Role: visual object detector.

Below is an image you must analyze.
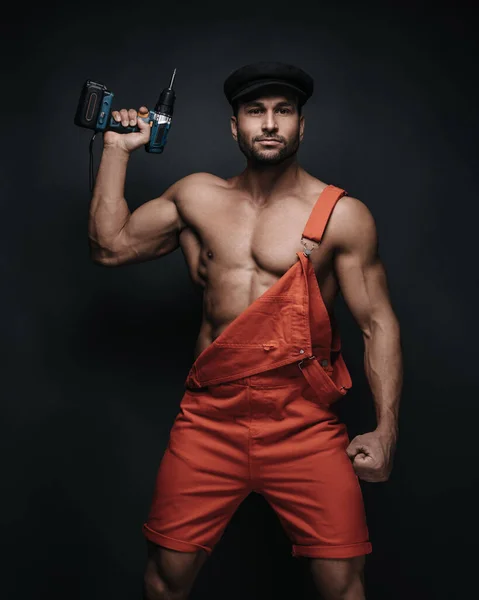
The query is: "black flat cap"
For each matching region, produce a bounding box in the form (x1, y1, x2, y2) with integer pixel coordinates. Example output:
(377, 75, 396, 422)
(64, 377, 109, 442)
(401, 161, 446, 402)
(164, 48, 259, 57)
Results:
(224, 61, 314, 106)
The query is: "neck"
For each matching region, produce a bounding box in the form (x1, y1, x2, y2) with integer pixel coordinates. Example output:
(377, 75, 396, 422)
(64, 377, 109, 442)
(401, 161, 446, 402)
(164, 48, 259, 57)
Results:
(237, 156, 303, 206)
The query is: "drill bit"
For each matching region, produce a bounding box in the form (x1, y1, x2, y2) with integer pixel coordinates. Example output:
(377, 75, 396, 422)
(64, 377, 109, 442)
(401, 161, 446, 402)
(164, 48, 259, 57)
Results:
(169, 68, 177, 90)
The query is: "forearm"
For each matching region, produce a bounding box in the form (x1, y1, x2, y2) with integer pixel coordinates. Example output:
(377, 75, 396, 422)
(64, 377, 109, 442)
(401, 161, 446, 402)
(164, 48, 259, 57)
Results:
(88, 145, 131, 262)
(363, 317, 403, 439)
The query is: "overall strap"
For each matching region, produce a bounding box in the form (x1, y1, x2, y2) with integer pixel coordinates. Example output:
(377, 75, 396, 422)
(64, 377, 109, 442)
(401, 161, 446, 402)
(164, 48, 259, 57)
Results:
(301, 184, 347, 253)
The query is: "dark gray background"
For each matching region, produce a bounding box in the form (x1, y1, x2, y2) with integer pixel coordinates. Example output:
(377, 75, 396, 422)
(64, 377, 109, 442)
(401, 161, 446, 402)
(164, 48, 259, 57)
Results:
(3, 1, 478, 598)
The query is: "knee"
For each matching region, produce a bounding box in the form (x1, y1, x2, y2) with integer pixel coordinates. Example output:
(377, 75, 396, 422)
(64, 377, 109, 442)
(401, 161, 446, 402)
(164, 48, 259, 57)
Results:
(336, 557, 365, 599)
(311, 555, 365, 600)
(335, 571, 364, 600)
(142, 541, 207, 600)
(143, 569, 166, 600)
(143, 569, 186, 600)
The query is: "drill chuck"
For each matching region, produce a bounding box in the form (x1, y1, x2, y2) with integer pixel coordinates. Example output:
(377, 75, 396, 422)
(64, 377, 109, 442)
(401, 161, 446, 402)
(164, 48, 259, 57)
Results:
(155, 68, 177, 116)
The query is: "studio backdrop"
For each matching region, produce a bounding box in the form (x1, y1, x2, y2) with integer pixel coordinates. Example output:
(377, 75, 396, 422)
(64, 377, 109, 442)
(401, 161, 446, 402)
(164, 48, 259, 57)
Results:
(2, 3, 478, 599)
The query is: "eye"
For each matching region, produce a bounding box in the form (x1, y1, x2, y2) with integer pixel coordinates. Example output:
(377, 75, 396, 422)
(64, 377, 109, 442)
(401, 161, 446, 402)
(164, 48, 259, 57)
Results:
(277, 107, 292, 114)
(248, 108, 262, 115)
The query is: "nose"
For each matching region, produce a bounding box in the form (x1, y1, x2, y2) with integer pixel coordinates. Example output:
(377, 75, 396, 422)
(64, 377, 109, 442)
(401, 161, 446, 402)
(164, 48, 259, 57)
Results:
(261, 109, 278, 133)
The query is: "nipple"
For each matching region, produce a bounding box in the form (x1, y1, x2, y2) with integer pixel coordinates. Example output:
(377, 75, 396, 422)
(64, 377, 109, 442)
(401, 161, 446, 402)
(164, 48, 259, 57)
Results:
(207, 250, 213, 259)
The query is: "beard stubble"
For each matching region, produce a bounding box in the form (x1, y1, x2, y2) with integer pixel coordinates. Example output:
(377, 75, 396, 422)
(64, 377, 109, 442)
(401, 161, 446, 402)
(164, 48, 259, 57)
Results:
(237, 129, 300, 166)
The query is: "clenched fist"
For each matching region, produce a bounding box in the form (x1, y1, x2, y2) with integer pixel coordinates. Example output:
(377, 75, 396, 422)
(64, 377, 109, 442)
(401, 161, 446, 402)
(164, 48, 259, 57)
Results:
(103, 106, 151, 154)
(346, 429, 397, 482)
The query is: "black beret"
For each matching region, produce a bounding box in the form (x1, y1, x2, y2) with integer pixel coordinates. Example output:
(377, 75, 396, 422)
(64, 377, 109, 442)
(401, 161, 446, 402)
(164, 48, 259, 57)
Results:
(223, 61, 314, 107)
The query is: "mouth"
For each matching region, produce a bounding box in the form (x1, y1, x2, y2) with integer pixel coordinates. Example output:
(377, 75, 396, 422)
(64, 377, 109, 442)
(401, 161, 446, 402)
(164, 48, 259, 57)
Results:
(257, 139, 282, 145)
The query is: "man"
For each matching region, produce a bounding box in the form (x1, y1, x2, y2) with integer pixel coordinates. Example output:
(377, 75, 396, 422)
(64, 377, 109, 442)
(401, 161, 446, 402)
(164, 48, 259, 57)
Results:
(88, 62, 402, 600)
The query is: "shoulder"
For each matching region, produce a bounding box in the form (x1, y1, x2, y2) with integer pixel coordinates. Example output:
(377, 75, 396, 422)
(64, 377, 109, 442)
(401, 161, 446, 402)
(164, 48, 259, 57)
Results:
(332, 194, 376, 226)
(173, 172, 228, 197)
(168, 172, 231, 225)
(328, 194, 378, 251)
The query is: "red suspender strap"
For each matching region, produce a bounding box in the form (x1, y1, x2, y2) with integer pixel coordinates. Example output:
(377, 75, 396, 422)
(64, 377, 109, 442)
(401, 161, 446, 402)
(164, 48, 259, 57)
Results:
(301, 184, 347, 245)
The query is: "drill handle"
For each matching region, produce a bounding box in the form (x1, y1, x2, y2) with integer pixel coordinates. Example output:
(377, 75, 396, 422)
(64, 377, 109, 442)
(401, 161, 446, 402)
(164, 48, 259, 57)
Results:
(106, 114, 150, 134)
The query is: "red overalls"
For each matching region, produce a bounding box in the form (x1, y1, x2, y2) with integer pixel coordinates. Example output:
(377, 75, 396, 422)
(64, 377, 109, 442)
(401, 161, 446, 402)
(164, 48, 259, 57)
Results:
(142, 185, 372, 559)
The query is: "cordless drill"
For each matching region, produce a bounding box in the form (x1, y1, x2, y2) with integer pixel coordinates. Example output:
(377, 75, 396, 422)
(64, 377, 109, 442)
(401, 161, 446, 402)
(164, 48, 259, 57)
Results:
(74, 69, 177, 153)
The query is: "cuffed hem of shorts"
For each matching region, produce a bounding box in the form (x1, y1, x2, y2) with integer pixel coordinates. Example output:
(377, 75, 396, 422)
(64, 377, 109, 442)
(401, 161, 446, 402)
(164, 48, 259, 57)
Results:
(292, 541, 372, 559)
(142, 523, 213, 555)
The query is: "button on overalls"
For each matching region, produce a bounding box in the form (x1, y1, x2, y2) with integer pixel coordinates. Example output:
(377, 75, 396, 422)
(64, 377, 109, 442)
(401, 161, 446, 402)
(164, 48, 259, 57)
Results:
(142, 185, 372, 559)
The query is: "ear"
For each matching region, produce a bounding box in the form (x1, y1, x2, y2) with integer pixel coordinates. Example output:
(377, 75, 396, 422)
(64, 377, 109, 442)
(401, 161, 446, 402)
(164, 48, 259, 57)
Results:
(230, 115, 238, 142)
(299, 115, 305, 142)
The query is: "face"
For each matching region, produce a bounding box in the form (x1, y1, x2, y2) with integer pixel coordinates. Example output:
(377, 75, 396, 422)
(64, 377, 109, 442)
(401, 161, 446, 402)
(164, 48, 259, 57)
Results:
(230, 90, 305, 166)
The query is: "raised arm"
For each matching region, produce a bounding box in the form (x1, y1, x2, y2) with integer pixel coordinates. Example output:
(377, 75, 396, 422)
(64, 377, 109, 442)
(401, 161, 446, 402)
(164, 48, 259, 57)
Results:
(89, 167, 184, 267)
(88, 104, 185, 267)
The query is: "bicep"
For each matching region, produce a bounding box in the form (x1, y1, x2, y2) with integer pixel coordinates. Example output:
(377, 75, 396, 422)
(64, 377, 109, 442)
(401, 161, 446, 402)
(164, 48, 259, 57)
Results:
(114, 183, 183, 265)
(332, 198, 396, 336)
(113, 172, 216, 265)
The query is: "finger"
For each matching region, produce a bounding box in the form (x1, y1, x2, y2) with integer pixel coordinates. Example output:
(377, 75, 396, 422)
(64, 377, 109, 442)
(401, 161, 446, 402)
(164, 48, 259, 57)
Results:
(138, 105, 149, 117)
(354, 453, 371, 462)
(353, 452, 371, 466)
(111, 110, 121, 122)
(119, 108, 129, 127)
(137, 115, 150, 132)
(128, 108, 137, 126)
(346, 449, 355, 460)
(352, 465, 371, 480)
(347, 438, 364, 451)
(346, 445, 365, 459)
(346, 447, 359, 460)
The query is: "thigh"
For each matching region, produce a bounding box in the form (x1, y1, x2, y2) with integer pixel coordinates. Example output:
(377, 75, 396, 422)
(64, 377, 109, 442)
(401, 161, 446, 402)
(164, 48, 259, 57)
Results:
(144, 540, 209, 598)
(258, 411, 371, 558)
(143, 387, 252, 554)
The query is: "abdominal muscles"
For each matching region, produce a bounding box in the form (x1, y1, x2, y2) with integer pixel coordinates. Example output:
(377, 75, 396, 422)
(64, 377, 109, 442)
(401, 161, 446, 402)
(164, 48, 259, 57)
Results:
(193, 254, 287, 357)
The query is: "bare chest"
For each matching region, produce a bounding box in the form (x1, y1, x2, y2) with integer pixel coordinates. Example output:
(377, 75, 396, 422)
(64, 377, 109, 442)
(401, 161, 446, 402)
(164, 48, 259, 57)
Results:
(179, 194, 338, 305)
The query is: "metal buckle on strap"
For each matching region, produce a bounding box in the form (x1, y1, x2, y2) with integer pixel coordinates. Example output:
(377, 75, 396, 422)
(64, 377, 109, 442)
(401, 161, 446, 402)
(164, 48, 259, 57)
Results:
(298, 355, 316, 370)
(301, 236, 320, 257)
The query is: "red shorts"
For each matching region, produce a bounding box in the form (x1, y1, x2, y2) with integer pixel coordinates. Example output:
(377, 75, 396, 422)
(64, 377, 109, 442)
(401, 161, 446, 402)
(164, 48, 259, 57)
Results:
(142, 363, 372, 559)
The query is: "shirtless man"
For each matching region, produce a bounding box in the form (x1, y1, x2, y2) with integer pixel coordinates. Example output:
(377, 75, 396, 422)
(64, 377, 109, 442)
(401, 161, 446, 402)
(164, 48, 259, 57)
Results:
(88, 63, 402, 600)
